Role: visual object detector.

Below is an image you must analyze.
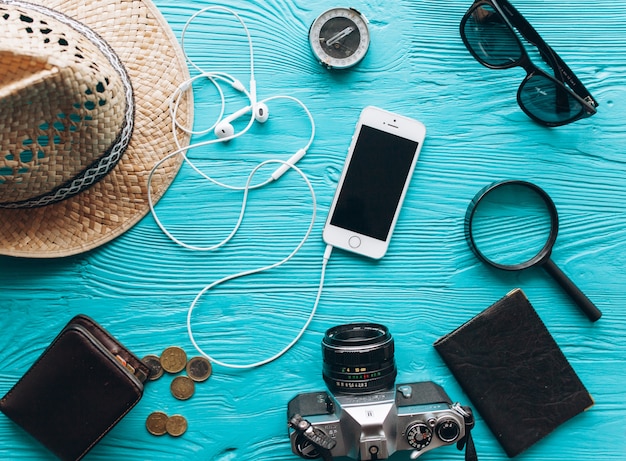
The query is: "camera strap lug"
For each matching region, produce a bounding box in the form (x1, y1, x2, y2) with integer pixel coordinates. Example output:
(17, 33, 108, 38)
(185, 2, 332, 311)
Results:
(452, 404, 478, 461)
(289, 414, 337, 461)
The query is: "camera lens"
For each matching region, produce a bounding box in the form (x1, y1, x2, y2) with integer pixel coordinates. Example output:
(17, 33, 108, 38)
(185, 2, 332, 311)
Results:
(321, 323, 397, 394)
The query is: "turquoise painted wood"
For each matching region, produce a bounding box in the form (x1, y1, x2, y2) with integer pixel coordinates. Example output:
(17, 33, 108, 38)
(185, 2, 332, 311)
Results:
(2, 0, 625, 460)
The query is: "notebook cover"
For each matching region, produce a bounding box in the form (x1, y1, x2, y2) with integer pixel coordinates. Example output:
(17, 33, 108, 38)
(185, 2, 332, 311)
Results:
(434, 288, 593, 457)
(0, 315, 148, 461)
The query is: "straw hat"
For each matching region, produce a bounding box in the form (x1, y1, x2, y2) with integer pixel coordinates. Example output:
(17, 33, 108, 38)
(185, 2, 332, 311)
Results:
(0, 0, 192, 257)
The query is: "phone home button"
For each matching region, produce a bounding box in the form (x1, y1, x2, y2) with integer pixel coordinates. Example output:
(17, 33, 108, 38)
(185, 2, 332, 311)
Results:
(349, 236, 361, 249)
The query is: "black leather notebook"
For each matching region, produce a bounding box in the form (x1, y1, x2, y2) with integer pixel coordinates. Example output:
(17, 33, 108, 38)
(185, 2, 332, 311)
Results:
(434, 288, 593, 457)
(0, 315, 149, 461)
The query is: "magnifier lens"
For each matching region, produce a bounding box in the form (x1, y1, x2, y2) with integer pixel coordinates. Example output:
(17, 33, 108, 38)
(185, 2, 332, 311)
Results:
(470, 183, 553, 267)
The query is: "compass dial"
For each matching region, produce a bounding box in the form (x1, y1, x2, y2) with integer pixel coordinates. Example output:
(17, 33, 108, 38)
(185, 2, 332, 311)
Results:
(309, 8, 370, 69)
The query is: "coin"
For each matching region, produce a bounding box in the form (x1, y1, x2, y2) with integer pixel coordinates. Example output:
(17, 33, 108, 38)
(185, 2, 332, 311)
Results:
(186, 356, 212, 382)
(171, 375, 195, 400)
(165, 414, 188, 437)
(141, 354, 164, 381)
(160, 346, 187, 374)
(146, 411, 169, 436)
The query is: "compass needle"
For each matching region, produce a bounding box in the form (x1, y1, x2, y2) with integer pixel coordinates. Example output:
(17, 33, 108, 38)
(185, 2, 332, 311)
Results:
(326, 26, 355, 47)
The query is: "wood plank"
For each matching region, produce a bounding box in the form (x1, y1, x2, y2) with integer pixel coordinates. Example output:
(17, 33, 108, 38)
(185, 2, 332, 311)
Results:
(1, 0, 625, 459)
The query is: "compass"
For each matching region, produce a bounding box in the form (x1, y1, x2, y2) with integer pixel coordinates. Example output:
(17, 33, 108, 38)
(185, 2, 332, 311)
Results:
(309, 7, 370, 70)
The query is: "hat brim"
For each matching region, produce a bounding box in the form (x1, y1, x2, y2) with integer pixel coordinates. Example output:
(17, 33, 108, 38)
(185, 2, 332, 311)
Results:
(0, 0, 192, 258)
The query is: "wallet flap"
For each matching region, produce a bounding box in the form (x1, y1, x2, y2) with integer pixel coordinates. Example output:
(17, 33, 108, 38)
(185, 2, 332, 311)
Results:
(1, 317, 145, 461)
(434, 289, 593, 457)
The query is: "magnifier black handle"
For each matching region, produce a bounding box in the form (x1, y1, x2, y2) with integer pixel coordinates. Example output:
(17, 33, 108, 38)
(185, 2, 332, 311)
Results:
(543, 259, 602, 322)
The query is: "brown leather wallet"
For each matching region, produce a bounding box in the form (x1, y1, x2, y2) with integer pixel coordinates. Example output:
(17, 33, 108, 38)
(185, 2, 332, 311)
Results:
(0, 314, 150, 461)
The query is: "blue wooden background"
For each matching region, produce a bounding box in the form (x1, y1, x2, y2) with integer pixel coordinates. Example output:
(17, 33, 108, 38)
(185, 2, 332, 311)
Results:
(1, 0, 625, 460)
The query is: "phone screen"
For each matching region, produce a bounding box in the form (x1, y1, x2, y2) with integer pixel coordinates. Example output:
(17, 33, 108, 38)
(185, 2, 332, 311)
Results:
(330, 125, 420, 241)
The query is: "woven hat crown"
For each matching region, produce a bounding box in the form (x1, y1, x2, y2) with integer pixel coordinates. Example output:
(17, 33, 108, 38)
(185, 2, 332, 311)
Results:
(0, 0, 192, 258)
(0, 3, 133, 208)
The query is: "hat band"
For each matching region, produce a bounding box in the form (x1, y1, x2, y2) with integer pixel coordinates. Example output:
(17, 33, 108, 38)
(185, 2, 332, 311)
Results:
(0, 0, 135, 209)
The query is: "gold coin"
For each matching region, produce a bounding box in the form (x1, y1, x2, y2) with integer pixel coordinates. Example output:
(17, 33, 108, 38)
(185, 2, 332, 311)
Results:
(141, 354, 163, 381)
(186, 356, 212, 382)
(165, 414, 188, 437)
(146, 411, 169, 436)
(160, 346, 187, 374)
(171, 375, 195, 400)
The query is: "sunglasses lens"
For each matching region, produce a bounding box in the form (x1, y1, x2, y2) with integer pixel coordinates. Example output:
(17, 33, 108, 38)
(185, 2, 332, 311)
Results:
(462, 4, 523, 67)
(519, 74, 585, 125)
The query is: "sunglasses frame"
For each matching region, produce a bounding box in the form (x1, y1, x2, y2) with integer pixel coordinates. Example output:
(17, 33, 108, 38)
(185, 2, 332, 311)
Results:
(460, 0, 598, 126)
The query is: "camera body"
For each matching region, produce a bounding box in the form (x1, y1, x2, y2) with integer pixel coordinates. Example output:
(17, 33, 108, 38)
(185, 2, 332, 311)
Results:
(287, 323, 474, 461)
(288, 381, 470, 460)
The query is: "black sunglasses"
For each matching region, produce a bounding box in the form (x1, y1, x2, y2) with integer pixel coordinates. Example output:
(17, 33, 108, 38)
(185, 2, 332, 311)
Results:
(460, 0, 598, 126)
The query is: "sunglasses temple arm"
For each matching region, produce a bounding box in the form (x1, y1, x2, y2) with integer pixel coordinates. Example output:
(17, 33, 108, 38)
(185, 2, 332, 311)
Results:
(495, 0, 560, 69)
(543, 44, 598, 110)
(542, 46, 573, 113)
(543, 258, 602, 322)
(497, 0, 598, 108)
(536, 42, 595, 111)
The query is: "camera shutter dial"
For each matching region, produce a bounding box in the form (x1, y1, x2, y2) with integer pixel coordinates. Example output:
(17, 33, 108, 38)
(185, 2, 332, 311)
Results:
(406, 422, 433, 450)
(436, 419, 462, 443)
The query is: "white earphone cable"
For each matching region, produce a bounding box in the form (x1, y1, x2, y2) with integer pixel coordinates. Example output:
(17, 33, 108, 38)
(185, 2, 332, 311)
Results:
(148, 6, 325, 368)
(181, 6, 256, 80)
(188, 244, 333, 369)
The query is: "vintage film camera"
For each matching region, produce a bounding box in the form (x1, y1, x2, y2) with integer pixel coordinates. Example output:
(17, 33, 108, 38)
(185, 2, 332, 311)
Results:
(287, 323, 476, 461)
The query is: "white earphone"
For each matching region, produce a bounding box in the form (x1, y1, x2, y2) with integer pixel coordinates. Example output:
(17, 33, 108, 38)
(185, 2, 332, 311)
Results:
(147, 6, 325, 370)
(214, 102, 270, 138)
(163, 6, 314, 183)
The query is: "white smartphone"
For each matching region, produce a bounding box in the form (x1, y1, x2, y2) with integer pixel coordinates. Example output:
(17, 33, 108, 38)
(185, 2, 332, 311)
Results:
(323, 106, 426, 259)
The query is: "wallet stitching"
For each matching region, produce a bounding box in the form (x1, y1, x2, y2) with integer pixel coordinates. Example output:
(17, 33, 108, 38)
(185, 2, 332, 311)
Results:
(71, 314, 151, 379)
(72, 323, 145, 388)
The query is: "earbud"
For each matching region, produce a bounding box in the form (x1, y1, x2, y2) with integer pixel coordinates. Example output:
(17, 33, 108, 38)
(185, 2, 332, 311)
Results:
(214, 120, 235, 138)
(214, 103, 270, 139)
(254, 102, 269, 123)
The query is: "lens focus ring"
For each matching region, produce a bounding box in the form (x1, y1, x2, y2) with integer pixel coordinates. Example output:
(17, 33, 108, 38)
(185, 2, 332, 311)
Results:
(322, 323, 396, 394)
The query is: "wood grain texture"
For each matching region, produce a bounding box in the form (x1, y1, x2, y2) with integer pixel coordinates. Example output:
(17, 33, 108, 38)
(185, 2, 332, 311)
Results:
(1, 0, 626, 460)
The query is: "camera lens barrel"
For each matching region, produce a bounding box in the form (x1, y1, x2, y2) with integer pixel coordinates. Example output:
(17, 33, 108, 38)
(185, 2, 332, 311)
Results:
(322, 323, 397, 394)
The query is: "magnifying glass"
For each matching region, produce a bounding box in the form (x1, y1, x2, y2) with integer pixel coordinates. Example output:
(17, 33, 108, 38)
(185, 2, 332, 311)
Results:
(465, 180, 602, 322)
